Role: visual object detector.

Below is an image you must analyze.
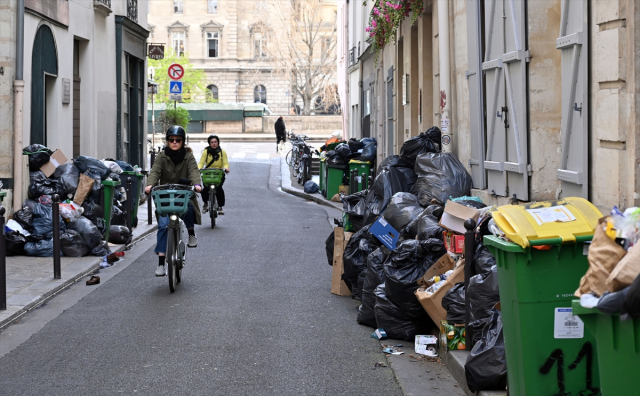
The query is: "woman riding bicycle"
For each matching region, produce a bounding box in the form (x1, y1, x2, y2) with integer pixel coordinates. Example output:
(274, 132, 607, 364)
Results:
(198, 134, 229, 214)
(145, 126, 203, 277)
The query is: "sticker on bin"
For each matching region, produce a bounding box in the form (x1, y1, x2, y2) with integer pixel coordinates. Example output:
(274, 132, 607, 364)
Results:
(554, 308, 584, 339)
(526, 205, 577, 226)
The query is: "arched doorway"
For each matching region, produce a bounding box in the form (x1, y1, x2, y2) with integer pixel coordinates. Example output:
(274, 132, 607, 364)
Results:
(31, 24, 58, 145)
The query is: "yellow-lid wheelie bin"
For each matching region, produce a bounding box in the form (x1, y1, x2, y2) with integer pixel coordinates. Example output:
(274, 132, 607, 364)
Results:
(484, 198, 603, 396)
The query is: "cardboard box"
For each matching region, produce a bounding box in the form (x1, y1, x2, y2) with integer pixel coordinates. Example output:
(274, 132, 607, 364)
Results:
(369, 216, 400, 250)
(40, 149, 69, 177)
(443, 231, 465, 254)
(331, 227, 352, 296)
(439, 200, 480, 235)
(415, 258, 465, 325)
(417, 253, 456, 287)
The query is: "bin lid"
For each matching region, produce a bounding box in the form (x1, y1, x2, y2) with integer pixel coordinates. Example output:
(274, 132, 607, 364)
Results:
(101, 180, 122, 187)
(492, 197, 602, 248)
(349, 159, 370, 165)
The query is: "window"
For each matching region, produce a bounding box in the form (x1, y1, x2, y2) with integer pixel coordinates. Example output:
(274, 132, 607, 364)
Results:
(172, 31, 185, 56)
(207, 0, 217, 13)
(254, 85, 267, 104)
(173, 0, 182, 13)
(254, 32, 266, 58)
(207, 85, 219, 102)
(207, 31, 219, 58)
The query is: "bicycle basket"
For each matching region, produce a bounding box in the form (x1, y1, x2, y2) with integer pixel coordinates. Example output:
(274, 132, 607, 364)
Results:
(200, 168, 224, 187)
(151, 187, 194, 216)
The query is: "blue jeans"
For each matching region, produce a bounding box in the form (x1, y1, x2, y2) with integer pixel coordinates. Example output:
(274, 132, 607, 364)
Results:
(155, 204, 196, 255)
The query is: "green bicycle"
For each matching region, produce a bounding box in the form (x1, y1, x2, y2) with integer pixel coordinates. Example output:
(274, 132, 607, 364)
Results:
(200, 168, 225, 228)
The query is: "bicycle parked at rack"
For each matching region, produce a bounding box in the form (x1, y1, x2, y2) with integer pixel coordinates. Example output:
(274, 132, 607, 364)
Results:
(150, 183, 195, 293)
(200, 167, 226, 228)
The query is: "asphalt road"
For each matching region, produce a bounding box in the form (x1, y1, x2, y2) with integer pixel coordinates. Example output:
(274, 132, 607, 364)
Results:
(0, 160, 403, 395)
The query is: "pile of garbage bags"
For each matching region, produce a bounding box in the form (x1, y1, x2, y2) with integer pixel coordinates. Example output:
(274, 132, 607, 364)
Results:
(323, 137, 377, 166)
(4, 146, 139, 257)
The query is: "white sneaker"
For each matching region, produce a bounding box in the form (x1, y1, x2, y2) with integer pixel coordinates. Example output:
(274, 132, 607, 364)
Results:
(188, 235, 198, 248)
(155, 264, 166, 276)
(202, 203, 208, 213)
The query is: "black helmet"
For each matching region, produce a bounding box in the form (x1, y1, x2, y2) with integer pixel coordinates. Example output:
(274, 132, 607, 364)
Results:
(166, 125, 186, 140)
(208, 134, 220, 144)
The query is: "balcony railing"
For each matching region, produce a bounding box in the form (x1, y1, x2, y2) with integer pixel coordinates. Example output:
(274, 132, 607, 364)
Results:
(95, 0, 111, 8)
(127, 0, 138, 22)
(349, 47, 355, 67)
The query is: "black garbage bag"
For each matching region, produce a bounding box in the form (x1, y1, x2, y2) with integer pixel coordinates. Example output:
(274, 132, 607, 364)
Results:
(109, 225, 132, 245)
(23, 144, 53, 172)
(60, 230, 91, 257)
(53, 163, 80, 197)
(467, 265, 500, 346)
(383, 192, 424, 231)
(624, 273, 640, 319)
(348, 138, 364, 153)
(424, 125, 442, 144)
(115, 160, 134, 172)
(360, 143, 377, 162)
(361, 137, 377, 147)
(83, 169, 103, 204)
(343, 225, 380, 299)
(325, 230, 335, 266)
(442, 282, 466, 324)
(424, 204, 445, 219)
(384, 239, 447, 319)
(411, 152, 473, 205)
(28, 172, 64, 199)
(304, 180, 319, 194)
(416, 215, 445, 241)
(369, 166, 417, 220)
(81, 201, 103, 222)
(335, 143, 351, 158)
(32, 203, 65, 238)
(111, 205, 127, 226)
(343, 190, 368, 217)
(6, 231, 28, 256)
(378, 155, 408, 173)
(473, 243, 497, 275)
(91, 241, 111, 257)
(374, 284, 432, 341)
(69, 217, 102, 248)
(22, 199, 39, 211)
(327, 156, 346, 166)
(400, 128, 441, 166)
(74, 156, 111, 179)
(110, 173, 121, 182)
(13, 207, 34, 232)
(465, 309, 507, 393)
(24, 238, 62, 257)
(597, 287, 630, 314)
(358, 246, 390, 327)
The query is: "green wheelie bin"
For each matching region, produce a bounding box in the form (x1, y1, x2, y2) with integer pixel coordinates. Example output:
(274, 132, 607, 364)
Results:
(319, 158, 326, 196)
(484, 198, 603, 396)
(348, 160, 371, 192)
(571, 300, 640, 395)
(101, 179, 121, 243)
(326, 164, 345, 200)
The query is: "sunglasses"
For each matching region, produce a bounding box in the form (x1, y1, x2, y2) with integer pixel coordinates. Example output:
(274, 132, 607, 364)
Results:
(168, 138, 183, 143)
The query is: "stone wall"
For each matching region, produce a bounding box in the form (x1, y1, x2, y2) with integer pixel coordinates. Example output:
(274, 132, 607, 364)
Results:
(204, 121, 244, 134)
(263, 116, 342, 136)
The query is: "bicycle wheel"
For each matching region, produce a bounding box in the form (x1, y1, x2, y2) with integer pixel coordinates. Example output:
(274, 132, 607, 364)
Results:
(167, 228, 178, 293)
(285, 150, 293, 166)
(210, 188, 216, 229)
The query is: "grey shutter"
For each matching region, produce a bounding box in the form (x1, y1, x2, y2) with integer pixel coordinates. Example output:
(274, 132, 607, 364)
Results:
(502, 0, 529, 201)
(482, 0, 507, 197)
(466, 0, 486, 189)
(556, 0, 588, 198)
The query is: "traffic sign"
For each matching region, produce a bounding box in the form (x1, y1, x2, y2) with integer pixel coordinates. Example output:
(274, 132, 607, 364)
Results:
(169, 81, 183, 94)
(168, 63, 185, 80)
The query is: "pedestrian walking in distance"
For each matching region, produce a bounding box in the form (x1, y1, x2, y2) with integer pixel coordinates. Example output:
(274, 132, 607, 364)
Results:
(275, 116, 286, 153)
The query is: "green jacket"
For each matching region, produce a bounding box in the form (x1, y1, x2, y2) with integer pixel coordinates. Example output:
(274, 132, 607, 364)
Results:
(146, 147, 203, 225)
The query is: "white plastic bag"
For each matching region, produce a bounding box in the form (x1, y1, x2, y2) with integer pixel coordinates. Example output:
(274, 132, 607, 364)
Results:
(59, 202, 84, 222)
(102, 160, 123, 175)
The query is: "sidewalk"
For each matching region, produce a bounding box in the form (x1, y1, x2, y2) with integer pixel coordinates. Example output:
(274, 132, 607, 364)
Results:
(0, 202, 158, 330)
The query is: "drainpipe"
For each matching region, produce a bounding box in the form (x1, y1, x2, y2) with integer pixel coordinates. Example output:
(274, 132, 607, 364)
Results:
(437, 0, 452, 153)
(13, 0, 25, 213)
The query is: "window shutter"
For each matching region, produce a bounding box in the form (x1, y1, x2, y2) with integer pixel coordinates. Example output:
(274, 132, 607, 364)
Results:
(482, 0, 507, 197)
(466, 0, 486, 189)
(556, 0, 588, 198)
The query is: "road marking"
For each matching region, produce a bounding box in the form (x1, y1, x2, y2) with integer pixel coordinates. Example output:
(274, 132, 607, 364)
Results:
(232, 152, 246, 159)
(256, 153, 270, 160)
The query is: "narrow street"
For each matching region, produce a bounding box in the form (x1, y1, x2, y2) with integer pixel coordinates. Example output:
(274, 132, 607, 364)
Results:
(0, 158, 404, 395)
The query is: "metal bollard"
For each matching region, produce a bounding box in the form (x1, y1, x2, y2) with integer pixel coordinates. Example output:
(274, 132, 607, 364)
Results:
(148, 149, 155, 225)
(362, 172, 367, 190)
(350, 169, 357, 195)
(126, 178, 133, 233)
(0, 206, 6, 310)
(52, 195, 61, 280)
(463, 218, 477, 351)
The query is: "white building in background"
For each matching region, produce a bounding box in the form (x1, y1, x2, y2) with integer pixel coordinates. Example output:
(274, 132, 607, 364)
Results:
(3, 0, 149, 213)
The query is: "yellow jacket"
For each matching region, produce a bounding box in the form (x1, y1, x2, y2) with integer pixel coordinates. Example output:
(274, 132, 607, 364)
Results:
(198, 149, 229, 170)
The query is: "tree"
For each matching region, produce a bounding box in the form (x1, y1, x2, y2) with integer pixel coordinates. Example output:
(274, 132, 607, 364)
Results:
(148, 50, 208, 104)
(244, 0, 338, 115)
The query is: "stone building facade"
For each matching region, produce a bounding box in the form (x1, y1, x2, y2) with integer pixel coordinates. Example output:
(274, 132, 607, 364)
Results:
(341, 0, 640, 212)
(148, 0, 337, 115)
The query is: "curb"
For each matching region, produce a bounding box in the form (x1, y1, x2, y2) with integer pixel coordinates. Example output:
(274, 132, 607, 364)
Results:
(280, 185, 342, 210)
(0, 224, 158, 330)
(441, 343, 508, 396)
